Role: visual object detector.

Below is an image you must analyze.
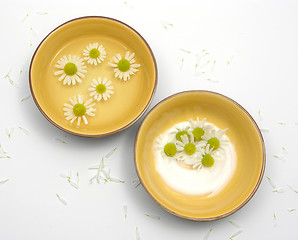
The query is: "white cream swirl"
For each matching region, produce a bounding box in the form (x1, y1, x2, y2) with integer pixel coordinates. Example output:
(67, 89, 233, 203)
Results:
(153, 120, 236, 197)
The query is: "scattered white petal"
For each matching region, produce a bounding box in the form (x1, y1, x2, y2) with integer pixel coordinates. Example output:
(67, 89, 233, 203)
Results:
(288, 185, 298, 194)
(89, 156, 123, 184)
(0, 179, 9, 184)
(18, 127, 30, 135)
(179, 48, 191, 54)
(21, 94, 31, 102)
(133, 179, 141, 188)
(200, 60, 210, 69)
(273, 187, 286, 193)
(4, 70, 18, 87)
(210, 60, 216, 72)
(229, 230, 243, 240)
(21, 13, 29, 22)
(123, 205, 127, 219)
(123, 1, 134, 9)
(267, 176, 277, 189)
(258, 109, 263, 121)
(69, 181, 79, 189)
(76, 172, 79, 185)
(260, 128, 270, 133)
(160, 20, 173, 30)
(55, 138, 67, 144)
(0, 144, 10, 159)
(273, 213, 277, 228)
(203, 228, 212, 240)
(108, 177, 125, 183)
(227, 55, 234, 65)
(281, 147, 287, 154)
(273, 155, 286, 161)
(206, 78, 219, 83)
(145, 214, 160, 220)
(228, 220, 241, 229)
(136, 227, 140, 240)
(59, 173, 68, 179)
(56, 194, 67, 206)
(60, 171, 79, 189)
(179, 58, 184, 70)
(5, 127, 14, 138)
(105, 147, 117, 158)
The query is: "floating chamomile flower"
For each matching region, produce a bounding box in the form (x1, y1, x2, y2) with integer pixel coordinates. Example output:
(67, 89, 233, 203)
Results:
(89, 77, 114, 101)
(108, 52, 141, 81)
(54, 55, 86, 85)
(164, 143, 177, 157)
(154, 134, 177, 159)
(176, 133, 203, 164)
(193, 144, 221, 169)
(189, 117, 210, 141)
(83, 43, 106, 65)
(176, 133, 196, 155)
(202, 128, 229, 152)
(63, 95, 96, 126)
(171, 125, 190, 142)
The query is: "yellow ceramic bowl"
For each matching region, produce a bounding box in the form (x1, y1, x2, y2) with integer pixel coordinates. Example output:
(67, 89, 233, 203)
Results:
(30, 17, 157, 137)
(134, 91, 265, 221)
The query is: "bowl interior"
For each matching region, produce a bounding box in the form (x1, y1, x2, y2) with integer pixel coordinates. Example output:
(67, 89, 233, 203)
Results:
(135, 91, 265, 220)
(30, 17, 157, 136)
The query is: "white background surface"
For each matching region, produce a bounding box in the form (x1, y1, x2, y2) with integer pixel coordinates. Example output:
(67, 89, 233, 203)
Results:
(1, 0, 298, 239)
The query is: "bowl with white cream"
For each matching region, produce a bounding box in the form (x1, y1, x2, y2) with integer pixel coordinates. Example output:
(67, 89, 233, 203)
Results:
(134, 91, 265, 221)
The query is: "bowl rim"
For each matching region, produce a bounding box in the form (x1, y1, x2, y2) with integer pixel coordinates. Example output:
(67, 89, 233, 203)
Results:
(29, 16, 158, 138)
(134, 90, 266, 221)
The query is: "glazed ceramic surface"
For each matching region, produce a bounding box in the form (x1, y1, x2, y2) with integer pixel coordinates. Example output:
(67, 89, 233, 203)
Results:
(30, 17, 157, 137)
(135, 91, 265, 221)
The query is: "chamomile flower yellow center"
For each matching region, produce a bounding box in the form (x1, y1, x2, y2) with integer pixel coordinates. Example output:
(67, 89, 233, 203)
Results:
(64, 62, 77, 76)
(96, 84, 106, 94)
(176, 131, 189, 142)
(207, 137, 220, 150)
(201, 154, 214, 167)
(118, 59, 130, 72)
(184, 143, 196, 155)
(73, 103, 86, 117)
(89, 48, 100, 59)
(164, 143, 177, 157)
(192, 127, 204, 141)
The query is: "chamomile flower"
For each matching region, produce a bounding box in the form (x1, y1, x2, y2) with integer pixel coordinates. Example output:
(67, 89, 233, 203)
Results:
(176, 133, 203, 163)
(108, 52, 141, 81)
(54, 55, 87, 85)
(88, 77, 114, 101)
(189, 117, 211, 141)
(171, 125, 190, 142)
(154, 133, 177, 159)
(83, 43, 106, 65)
(193, 144, 222, 169)
(201, 128, 229, 153)
(63, 95, 96, 126)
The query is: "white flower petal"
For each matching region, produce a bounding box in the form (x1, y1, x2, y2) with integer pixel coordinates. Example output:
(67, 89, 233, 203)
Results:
(58, 73, 66, 81)
(127, 52, 135, 61)
(77, 117, 81, 126)
(84, 98, 93, 106)
(116, 53, 122, 60)
(82, 116, 88, 125)
(70, 116, 77, 123)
